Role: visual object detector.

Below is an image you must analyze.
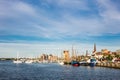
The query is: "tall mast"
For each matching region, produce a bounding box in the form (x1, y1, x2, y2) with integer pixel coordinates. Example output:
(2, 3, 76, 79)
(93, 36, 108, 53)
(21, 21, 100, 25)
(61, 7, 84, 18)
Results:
(61, 50, 63, 59)
(17, 51, 19, 61)
(72, 45, 74, 60)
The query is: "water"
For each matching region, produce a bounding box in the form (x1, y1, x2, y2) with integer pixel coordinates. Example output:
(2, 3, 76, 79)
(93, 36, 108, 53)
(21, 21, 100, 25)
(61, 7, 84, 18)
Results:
(0, 61, 120, 80)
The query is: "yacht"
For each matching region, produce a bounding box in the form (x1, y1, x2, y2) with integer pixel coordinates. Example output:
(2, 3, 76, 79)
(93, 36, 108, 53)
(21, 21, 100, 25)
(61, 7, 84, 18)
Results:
(25, 60, 33, 64)
(13, 52, 23, 64)
(71, 60, 80, 67)
(89, 58, 97, 67)
(58, 61, 64, 65)
(13, 60, 23, 64)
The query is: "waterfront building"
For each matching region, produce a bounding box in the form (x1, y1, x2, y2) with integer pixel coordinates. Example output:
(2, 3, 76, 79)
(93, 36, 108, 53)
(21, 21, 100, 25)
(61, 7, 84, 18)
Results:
(114, 58, 120, 63)
(63, 50, 70, 62)
(52, 56, 58, 62)
(116, 49, 120, 55)
(49, 54, 58, 62)
(101, 49, 110, 55)
(40, 54, 58, 63)
(110, 52, 117, 58)
(94, 52, 103, 59)
(48, 54, 53, 62)
(40, 54, 48, 61)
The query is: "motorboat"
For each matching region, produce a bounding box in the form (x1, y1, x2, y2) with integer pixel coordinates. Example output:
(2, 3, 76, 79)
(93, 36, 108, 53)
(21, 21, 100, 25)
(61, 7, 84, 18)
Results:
(13, 60, 23, 64)
(71, 60, 80, 67)
(59, 62, 64, 65)
(90, 58, 96, 67)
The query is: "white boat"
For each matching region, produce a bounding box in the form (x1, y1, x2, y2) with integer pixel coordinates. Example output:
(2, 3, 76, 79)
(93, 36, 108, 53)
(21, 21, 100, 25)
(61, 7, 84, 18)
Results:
(13, 60, 22, 64)
(58, 60, 64, 65)
(58, 51, 64, 65)
(59, 62, 64, 65)
(25, 60, 33, 64)
(13, 52, 23, 64)
(89, 58, 97, 67)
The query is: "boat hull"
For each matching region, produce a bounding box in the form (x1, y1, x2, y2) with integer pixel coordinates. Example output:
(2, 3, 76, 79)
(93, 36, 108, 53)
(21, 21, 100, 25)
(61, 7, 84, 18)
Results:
(13, 60, 23, 64)
(90, 62, 96, 67)
(71, 61, 80, 67)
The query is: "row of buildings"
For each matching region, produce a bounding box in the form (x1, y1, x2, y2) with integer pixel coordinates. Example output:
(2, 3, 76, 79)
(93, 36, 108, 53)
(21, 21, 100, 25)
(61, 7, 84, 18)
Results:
(39, 44, 120, 63)
(39, 54, 58, 62)
(61, 44, 120, 63)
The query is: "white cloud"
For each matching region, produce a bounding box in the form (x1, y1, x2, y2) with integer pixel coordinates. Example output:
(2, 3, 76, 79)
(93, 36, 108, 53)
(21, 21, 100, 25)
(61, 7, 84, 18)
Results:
(0, 0, 120, 58)
(97, 0, 120, 34)
(0, 0, 120, 40)
(43, 0, 89, 10)
(14, 2, 37, 16)
(0, 0, 105, 38)
(97, 0, 120, 20)
(0, 0, 37, 19)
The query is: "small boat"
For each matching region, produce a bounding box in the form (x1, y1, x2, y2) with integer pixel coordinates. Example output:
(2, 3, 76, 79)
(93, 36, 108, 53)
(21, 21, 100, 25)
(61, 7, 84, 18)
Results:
(90, 58, 96, 67)
(13, 60, 23, 64)
(25, 60, 33, 64)
(71, 60, 80, 67)
(13, 51, 23, 64)
(59, 62, 64, 65)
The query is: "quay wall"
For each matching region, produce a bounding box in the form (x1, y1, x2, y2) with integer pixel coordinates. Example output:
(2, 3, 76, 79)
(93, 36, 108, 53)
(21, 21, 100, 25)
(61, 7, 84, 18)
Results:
(96, 62, 120, 69)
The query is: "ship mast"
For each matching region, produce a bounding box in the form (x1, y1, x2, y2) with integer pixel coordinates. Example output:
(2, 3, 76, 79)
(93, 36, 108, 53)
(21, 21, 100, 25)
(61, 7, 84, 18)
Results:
(72, 45, 74, 60)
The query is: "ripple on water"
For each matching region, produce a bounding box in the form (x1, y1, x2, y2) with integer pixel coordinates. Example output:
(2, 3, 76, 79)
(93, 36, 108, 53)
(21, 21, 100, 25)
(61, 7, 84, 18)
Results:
(0, 61, 120, 80)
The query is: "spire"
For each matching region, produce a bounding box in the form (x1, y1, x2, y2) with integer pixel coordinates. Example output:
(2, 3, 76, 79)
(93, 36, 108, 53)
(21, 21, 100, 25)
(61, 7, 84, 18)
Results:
(93, 43, 96, 53)
(94, 43, 96, 52)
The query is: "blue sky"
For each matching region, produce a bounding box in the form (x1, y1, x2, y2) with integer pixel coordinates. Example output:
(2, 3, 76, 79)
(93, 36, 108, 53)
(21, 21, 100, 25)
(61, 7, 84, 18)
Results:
(0, 0, 120, 58)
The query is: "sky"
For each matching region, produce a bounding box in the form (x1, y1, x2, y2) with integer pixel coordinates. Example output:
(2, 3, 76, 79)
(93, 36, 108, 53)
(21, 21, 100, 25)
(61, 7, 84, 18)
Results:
(0, 0, 120, 58)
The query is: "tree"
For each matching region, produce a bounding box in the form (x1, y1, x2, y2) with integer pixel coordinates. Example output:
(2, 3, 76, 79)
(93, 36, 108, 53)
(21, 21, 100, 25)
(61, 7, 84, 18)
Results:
(115, 54, 120, 58)
(106, 54, 113, 61)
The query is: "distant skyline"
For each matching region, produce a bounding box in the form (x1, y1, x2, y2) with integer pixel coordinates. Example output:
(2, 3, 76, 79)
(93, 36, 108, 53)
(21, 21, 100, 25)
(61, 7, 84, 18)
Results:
(0, 0, 120, 57)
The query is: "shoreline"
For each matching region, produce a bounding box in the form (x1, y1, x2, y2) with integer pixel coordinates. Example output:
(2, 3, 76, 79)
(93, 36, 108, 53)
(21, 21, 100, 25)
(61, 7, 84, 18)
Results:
(63, 62, 120, 69)
(96, 62, 120, 69)
(1, 59, 120, 69)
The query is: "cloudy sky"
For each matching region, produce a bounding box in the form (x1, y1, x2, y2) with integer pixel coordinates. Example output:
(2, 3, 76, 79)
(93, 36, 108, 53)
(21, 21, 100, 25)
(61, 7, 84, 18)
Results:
(0, 0, 120, 58)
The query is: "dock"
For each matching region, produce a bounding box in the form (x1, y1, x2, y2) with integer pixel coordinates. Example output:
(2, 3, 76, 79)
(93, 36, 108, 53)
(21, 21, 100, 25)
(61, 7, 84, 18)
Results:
(96, 62, 120, 69)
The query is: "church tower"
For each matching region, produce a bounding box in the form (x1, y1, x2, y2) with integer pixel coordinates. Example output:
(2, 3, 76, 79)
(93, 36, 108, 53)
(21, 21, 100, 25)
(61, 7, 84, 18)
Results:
(92, 43, 96, 55)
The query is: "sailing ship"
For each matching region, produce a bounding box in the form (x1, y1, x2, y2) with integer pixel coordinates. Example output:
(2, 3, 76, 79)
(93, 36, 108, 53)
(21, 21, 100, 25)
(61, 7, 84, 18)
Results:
(71, 45, 80, 67)
(58, 50, 64, 65)
(13, 52, 23, 64)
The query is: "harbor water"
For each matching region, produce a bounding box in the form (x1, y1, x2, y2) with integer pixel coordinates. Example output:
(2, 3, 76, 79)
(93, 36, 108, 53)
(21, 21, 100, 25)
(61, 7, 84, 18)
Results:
(0, 61, 120, 80)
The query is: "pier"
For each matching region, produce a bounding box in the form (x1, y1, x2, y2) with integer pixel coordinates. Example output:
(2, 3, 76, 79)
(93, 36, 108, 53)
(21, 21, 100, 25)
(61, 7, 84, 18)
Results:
(96, 62, 120, 69)
(63, 61, 120, 69)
